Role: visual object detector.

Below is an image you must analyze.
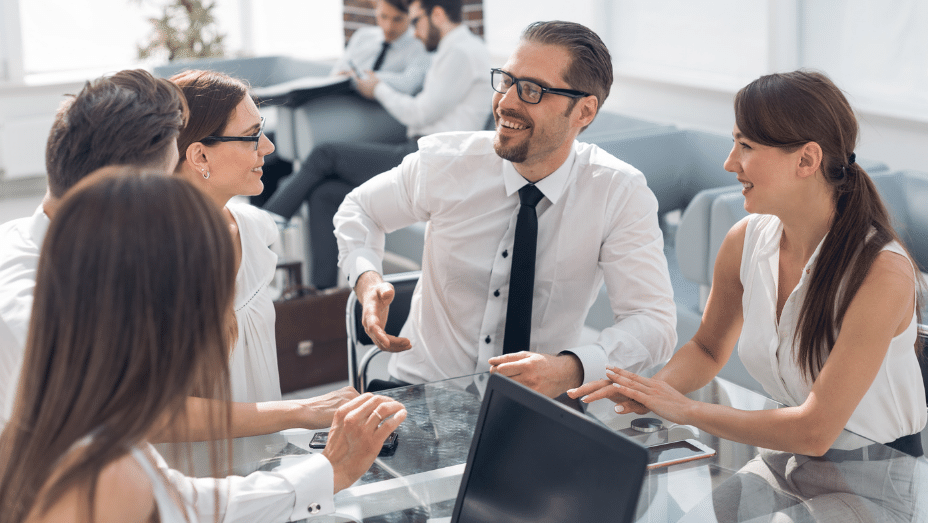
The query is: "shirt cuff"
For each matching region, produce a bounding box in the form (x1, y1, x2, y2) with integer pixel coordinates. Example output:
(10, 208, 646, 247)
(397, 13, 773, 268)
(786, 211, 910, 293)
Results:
(344, 247, 384, 288)
(372, 81, 393, 105)
(561, 344, 608, 384)
(275, 454, 335, 520)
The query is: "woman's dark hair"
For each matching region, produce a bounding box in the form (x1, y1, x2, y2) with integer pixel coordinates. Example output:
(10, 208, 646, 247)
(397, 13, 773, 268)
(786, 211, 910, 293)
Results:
(171, 69, 250, 170)
(735, 70, 923, 379)
(0, 170, 236, 522)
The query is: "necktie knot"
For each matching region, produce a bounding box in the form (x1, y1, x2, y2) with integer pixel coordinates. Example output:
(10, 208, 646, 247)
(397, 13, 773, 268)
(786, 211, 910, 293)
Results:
(372, 41, 391, 71)
(519, 184, 544, 208)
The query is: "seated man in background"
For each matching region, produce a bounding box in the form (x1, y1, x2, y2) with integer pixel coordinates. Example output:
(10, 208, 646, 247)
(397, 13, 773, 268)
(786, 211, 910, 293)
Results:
(264, 0, 491, 290)
(331, 0, 430, 95)
(0, 69, 356, 431)
(335, 21, 677, 396)
(250, 0, 430, 208)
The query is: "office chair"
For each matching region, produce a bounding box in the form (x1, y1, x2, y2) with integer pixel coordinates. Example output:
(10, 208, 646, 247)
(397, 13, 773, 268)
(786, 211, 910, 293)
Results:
(345, 271, 420, 393)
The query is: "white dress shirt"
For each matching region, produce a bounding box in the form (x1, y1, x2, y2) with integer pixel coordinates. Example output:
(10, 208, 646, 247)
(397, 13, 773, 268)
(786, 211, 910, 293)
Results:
(738, 213, 927, 444)
(335, 131, 677, 385)
(331, 26, 430, 95)
(135, 443, 335, 522)
(373, 25, 491, 138)
(0, 206, 48, 425)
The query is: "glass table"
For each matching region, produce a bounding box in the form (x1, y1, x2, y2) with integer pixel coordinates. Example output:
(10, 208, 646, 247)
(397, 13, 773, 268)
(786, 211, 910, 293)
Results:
(225, 374, 928, 522)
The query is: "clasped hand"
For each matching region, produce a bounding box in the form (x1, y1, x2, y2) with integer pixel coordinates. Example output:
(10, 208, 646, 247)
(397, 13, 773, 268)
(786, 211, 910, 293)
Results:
(488, 351, 583, 398)
(567, 367, 694, 425)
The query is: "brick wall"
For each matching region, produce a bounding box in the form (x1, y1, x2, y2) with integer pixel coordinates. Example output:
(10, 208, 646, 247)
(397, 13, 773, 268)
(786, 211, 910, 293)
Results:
(342, 0, 484, 45)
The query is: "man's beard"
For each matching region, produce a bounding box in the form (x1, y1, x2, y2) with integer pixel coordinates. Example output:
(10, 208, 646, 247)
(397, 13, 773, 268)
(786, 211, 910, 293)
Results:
(424, 22, 441, 51)
(493, 132, 529, 163)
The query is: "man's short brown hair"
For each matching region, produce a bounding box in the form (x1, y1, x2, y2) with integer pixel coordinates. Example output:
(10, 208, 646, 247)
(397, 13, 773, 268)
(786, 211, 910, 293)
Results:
(44, 69, 187, 198)
(521, 21, 613, 119)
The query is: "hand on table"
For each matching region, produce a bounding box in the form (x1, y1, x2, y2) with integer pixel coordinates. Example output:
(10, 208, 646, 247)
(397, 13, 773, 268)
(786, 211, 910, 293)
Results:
(584, 367, 695, 424)
(322, 393, 407, 493)
(567, 373, 651, 415)
(292, 386, 360, 429)
(488, 351, 583, 398)
(357, 272, 411, 353)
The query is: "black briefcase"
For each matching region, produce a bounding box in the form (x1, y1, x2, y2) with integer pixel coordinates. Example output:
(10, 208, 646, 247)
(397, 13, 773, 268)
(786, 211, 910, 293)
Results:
(274, 262, 351, 394)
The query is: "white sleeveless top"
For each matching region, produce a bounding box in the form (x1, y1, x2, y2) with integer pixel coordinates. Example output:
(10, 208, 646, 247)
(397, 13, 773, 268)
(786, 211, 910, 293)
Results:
(227, 202, 281, 403)
(131, 445, 194, 522)
(738, 214, 927, 444)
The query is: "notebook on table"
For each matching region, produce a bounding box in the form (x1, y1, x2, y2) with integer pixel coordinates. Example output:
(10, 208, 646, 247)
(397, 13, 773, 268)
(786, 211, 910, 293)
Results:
(449, 373, 648, 523)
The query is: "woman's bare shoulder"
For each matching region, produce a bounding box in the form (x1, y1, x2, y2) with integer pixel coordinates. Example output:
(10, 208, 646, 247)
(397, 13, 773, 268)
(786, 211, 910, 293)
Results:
(28, 453, 155, 523)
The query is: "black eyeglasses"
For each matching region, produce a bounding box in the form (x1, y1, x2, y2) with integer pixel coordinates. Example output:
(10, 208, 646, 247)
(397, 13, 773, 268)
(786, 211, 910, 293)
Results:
(200, 116, 265, 151)
(490, 69, 589, 105)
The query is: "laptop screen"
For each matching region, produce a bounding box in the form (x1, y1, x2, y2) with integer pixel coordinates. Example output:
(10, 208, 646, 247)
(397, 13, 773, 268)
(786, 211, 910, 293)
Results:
(450, 374, 648, 523)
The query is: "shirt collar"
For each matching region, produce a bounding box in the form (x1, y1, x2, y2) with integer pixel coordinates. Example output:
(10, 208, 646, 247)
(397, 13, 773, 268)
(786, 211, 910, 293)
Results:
(502, 141, 578, 206)
(31, 205, 50, 248)
(436, 24, 468, 54)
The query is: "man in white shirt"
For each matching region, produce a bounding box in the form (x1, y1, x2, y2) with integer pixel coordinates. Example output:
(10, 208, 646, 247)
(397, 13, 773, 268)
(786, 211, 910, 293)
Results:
(330, 0, 430, 96)
(264, 0, 491, 289)
(335, 21, 678, 398)
(0, 69, 408, 520)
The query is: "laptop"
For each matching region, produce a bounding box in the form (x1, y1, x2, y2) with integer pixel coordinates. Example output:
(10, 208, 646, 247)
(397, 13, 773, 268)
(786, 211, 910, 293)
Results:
(449, 373, 648, 523)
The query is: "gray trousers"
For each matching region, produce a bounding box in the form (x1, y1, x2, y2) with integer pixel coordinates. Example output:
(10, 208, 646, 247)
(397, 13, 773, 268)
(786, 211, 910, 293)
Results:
(679, 447, 920, 522)
(263, 139, 419, 288)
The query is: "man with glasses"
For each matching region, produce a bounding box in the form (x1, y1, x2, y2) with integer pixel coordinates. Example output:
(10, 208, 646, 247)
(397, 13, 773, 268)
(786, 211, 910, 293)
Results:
(264, 0, 490, 290)
(336, 21, 677, 398)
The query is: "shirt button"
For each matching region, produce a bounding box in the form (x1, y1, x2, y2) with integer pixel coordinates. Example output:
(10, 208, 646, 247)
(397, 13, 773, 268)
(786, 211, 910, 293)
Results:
(502, 250, 508, 258)
(493, 289, 500, 297)
(308, 503, 321, 514)
(485, 336, 491, 344)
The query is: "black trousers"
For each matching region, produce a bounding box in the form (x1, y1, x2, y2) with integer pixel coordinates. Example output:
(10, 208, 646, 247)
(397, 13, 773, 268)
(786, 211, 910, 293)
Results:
(263, 139, 419, 288)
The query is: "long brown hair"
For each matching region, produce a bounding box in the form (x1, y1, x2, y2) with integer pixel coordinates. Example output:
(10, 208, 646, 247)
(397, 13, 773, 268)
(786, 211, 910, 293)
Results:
(0, 170, 236, 522)
(170, 69, 249, 170)
(735, 70, 923, 380)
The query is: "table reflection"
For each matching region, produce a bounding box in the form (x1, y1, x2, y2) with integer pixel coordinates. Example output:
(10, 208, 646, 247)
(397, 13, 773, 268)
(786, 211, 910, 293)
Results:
(205, 374, 926, 522)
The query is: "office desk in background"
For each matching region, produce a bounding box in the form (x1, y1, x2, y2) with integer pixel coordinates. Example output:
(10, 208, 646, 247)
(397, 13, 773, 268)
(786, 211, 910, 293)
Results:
(222, 374, 927, 522)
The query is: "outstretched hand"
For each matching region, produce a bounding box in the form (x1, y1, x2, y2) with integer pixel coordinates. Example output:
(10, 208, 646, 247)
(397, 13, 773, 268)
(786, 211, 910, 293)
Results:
(322, 393, 407, 493)
(357, 272, 411, 353)
(567, 374, 650, 416)
(602, 367, 695, 424)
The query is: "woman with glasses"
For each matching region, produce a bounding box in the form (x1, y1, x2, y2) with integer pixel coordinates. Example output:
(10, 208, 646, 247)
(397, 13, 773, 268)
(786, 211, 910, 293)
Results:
(171, 69, 286, 404)
(0, 171, 406, 523)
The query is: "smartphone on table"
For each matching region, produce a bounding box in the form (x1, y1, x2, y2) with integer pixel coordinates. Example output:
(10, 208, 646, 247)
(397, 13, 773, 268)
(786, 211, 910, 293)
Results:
(309, 430, 400, 457)
(646, 439, 716, 470)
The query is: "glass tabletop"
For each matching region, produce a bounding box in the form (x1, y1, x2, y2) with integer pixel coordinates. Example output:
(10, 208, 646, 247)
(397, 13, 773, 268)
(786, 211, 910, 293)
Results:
(226, 374, 928, 522)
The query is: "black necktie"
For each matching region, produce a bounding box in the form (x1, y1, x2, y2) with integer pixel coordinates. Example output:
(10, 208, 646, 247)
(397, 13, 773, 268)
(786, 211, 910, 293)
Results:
(503, 184, 544, 354)
(372, 41, 390, 71)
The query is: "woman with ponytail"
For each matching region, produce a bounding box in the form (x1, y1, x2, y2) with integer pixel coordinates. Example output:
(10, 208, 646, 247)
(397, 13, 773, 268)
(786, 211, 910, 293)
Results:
(570, 70, 925, 520)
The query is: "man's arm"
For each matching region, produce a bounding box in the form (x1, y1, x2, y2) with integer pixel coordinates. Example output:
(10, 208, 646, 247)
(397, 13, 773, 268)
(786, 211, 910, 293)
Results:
(376, 53, 431, 95)
(149, 388, 359, 443)
(372, 44, 485, 128)
(577, 178, 677, 381)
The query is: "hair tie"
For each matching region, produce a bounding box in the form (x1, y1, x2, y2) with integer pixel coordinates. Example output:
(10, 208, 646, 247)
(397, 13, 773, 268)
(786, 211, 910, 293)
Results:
(848, 152, 856, 165)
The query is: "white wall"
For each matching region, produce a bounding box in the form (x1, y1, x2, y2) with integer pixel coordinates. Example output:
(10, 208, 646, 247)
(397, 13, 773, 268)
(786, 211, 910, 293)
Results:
(483, 0, 928, 173)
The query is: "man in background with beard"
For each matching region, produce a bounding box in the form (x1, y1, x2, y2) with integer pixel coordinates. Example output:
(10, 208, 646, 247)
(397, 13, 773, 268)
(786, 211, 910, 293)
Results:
(334, 21, 677, 398)
(264, 0, 490, 290)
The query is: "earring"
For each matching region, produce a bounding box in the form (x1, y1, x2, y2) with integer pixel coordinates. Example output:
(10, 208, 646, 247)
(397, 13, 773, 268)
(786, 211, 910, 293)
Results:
(202, 169, 210, 180)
